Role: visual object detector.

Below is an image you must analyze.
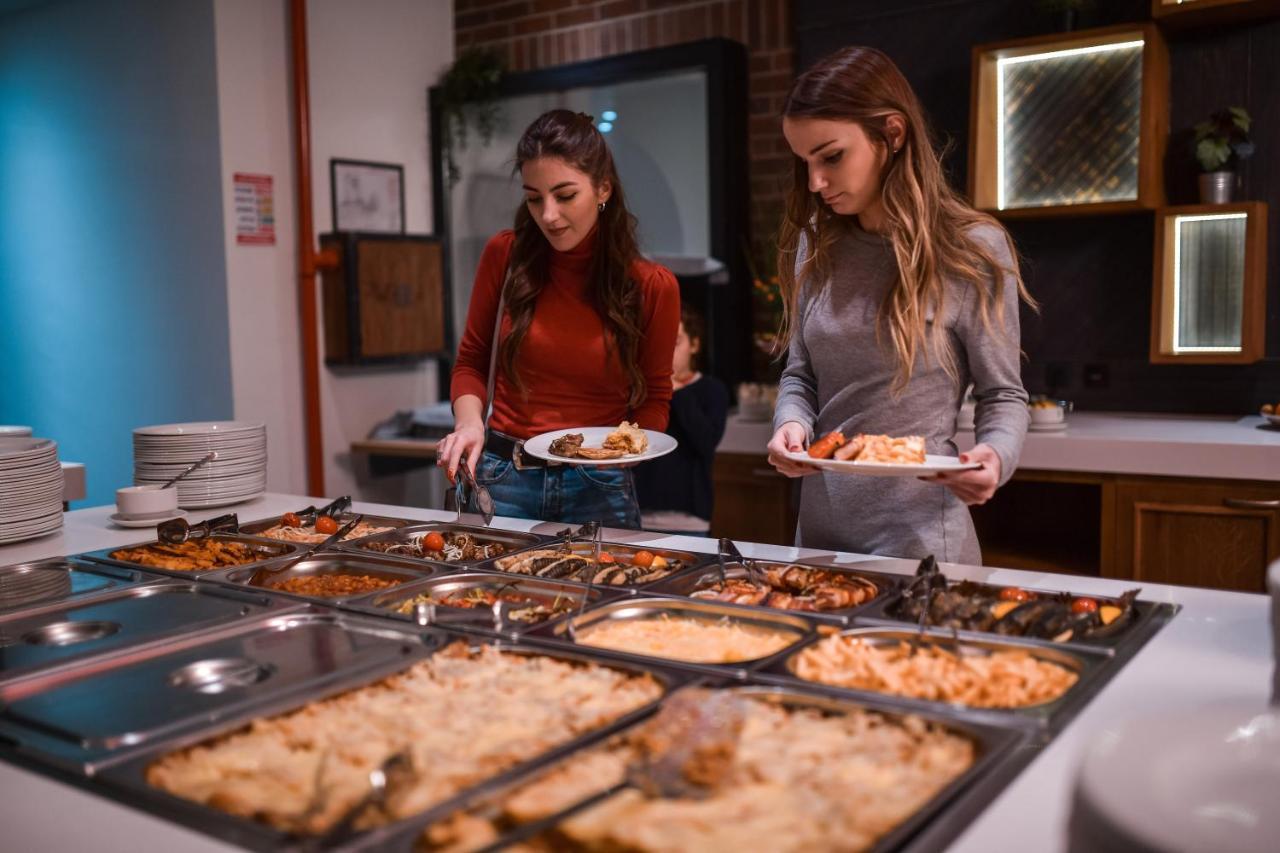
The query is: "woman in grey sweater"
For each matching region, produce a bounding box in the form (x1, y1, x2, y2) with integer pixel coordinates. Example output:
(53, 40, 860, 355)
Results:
(766, 47, 1033, 565)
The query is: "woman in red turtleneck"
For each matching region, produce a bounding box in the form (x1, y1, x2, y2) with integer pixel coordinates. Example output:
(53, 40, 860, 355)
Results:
(437, 109, 680, 528)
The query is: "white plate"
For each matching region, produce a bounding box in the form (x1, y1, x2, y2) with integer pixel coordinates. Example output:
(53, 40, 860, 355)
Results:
(133, 421, 264, 437)
(521, 427, 678, 466)
(177, 490, 266, 509)
(1075, 703, 1280, 853)
(783, 449, 981, 477)
(110, 509, 188, 528)
(1028, 421, 1069, 432)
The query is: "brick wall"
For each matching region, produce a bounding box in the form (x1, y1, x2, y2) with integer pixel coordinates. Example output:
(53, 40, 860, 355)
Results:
(455, 0, 795, 246)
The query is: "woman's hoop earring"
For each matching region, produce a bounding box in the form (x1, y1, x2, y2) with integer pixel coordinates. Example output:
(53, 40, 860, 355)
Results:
(598, 201, 606, 213)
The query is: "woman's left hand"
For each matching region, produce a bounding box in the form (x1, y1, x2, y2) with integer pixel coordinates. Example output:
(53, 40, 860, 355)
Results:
(925, 443, 1001, 505)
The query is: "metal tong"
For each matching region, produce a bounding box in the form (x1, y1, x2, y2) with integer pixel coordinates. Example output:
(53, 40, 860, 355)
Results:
(455, 463, 495, 526)
(907, 554, 945, 655)
(157, 513, 240, 545)
(300, 747, 416, 847)
(413, 597, 522, 635)
(554, 521, 603, 642)
(717, 537, 766, 586)
(288, 496, 353, 526)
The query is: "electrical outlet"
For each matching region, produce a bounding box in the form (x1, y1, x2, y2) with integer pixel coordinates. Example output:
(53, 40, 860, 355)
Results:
(1083, 363, 1109, 389)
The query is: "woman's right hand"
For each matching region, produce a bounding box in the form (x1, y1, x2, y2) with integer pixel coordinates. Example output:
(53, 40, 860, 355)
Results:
(436, 423, 486, 484)
(767, 421, 819, 477)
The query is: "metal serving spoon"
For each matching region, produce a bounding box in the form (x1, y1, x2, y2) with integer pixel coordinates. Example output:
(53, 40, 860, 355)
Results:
(159, 451, 217, 490)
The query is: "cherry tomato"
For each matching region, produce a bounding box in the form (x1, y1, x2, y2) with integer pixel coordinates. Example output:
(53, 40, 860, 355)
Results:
(1071, 597, 1099, 615)
(598, 552, 615, 563)
(998, 587, 1033, 602)
(315, 515, 340, 535)
(281, 512, 302, 528)
(631, 550, 656, 568)
(422, 532, 446, 552)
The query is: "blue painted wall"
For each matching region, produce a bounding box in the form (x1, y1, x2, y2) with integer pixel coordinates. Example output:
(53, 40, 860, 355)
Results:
(0, 0, 232, 507)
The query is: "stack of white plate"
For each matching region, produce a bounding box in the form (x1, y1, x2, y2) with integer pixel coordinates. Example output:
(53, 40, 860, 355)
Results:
(0, 437, 63, 544)
(133, 421, 267, 508)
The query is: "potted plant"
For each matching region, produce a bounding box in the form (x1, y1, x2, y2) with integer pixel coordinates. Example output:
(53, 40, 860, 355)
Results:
(436, 48, 505, 184)
(1193, 107, 1255, 204)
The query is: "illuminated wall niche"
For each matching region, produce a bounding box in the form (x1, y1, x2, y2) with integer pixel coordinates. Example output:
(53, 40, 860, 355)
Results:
(969, 25, 1168, 217)
(1151, 203, 1268, 364)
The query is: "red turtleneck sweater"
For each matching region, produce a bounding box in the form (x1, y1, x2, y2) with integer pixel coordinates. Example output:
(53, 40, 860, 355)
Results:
(450, 229, 681, 441)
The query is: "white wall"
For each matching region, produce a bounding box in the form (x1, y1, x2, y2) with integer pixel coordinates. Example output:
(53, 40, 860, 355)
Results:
(308, 0, 453, 503)
(213, 0, 453, 503)
(214, 0, 307, 496)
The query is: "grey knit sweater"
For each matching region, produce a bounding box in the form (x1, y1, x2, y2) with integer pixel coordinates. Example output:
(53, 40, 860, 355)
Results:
(773, 223, 1029, 564)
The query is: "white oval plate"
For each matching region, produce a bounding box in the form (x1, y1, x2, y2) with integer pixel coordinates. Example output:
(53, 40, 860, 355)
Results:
(783, 448, 981, 477)
(1076, 703, 1280, 853)
(521, 427, 678, 466)
(133, 421, 264, 437)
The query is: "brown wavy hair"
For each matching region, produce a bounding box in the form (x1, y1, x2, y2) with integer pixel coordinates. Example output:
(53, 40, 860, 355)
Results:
(500, 109, 647, 409)
(777, 47, 1035, 393)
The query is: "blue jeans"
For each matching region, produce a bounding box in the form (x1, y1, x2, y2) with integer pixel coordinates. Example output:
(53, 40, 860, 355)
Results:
(467, 450, 641, 529)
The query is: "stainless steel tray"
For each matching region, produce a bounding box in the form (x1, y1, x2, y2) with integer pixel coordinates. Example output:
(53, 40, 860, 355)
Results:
(864, 575, 1164, 652)
(530, 596, 816, 680)
(79, 534, 301, 580)
(366, 682, 1029, 853)
(645, 559, 897, 624)
(339, 521, 548, 568)
(482, 541, 710, 592)
(0, 609, 443, 775)
(203, 552, 439, 604)
(82, 633, 688, 851)
(0, 556, 160, 616)
(347, 571, 621, 638)
(751, 625, 1108, 730)
(0, 581, 297, 693)
(238, 511, 417, 544)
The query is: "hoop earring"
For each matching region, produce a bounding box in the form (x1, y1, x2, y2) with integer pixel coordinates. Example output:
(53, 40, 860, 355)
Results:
(598, 201, 606, 213)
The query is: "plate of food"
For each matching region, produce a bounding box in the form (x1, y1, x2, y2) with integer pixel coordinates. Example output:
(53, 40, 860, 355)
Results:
(784, 431, 981, 477)
(1260, 403, 1280, 427)
(522, 421, 678, 466)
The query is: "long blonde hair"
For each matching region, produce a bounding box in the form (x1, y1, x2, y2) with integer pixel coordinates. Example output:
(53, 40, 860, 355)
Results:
(777, 46, 1035, 393)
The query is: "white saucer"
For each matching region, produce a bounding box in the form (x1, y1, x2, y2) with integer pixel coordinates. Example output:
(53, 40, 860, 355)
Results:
(110, 509, 187, 528)
(522, 427, 678, 466)
(1028, 421, 1069, 432)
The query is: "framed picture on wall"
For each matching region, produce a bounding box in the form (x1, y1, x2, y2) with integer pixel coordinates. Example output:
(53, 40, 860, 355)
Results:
(330, 158, 405, 233)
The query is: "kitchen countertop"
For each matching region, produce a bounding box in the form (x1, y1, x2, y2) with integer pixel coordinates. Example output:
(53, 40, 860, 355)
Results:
(719, 411, 1280, 481)
(0, 493, 1270, 852)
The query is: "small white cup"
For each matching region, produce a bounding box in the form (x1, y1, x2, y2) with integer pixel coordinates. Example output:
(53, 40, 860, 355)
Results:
(1029, 399, 1070, 424)
(116, 485, 179, 518)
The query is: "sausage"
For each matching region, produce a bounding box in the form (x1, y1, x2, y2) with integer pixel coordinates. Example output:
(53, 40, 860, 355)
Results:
(807, 430, 847, 459)
(833, 435, 866, 461)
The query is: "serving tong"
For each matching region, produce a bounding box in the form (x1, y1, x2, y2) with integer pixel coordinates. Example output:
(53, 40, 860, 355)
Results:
(454, 462, 496, 526)
(466, 690, 749, 852)
(905, 554, 948, 655)
(296, 746, 417, 846)
(156, 513, 240, 545)
(717, 537, 767, 587)
(560, 521, 604, 642)
(286, 495, 353, 527)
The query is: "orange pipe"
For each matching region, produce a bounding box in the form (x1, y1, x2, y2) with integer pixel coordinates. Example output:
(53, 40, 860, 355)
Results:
(290, 0, 327, 496)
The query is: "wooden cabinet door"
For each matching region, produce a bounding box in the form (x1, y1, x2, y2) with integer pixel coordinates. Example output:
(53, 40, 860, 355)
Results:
(1114, 478, 1280, 592)
(710, 453, 797, 547)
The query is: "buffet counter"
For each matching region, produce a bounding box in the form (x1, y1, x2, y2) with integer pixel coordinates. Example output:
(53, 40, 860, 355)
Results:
(0, 493, 1270, 852)
(719, 411, 1280, 480)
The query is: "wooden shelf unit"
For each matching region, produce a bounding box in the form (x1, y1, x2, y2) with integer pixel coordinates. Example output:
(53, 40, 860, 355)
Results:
(968, 24, 1168, 219)
(1149, 202, 1268, 365)
(1153, 0, 1280, 30)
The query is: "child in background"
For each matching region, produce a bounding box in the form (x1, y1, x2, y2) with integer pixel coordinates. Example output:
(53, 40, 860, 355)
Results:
(635, 304, 729, 534)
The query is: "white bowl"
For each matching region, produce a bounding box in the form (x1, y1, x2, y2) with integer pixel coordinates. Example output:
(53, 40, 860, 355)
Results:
(116, 485, 179, 518)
